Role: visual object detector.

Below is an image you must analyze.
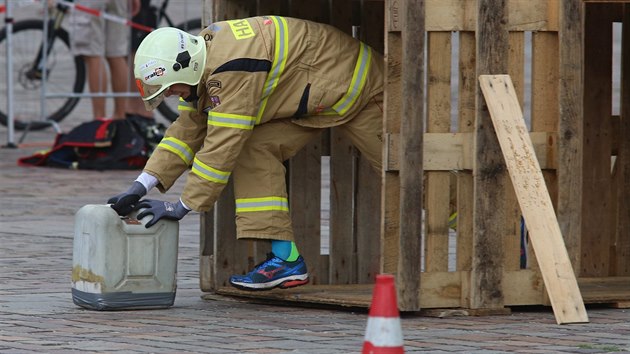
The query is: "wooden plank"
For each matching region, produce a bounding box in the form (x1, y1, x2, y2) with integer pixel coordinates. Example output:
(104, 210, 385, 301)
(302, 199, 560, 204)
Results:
(426, 31, 452, 272)
(504, 32, 525, 272)
(382, 0, 402, 276)
(472, 0, 509, 310)
(456, 33, 476, 307)
(386, 132, 555, 171)
(479, 74, 588, 324)
(361, 0, 385, 53)
(355, 0, 382, 285)
(255, 0, 286, 15)
(582, 3, 615, 277)
(424, 0, 559, 32)
(289, 0, 328, 22)
(214, 181, 259, 288)
(557, 0, 583, 274)
(289, 144, 326, 284)
(502, 270, 545, 305)
(199, 212, 214, 291)
(356, 161, 381, 284)
(531, 31, 560, 280)
(328, 1, 358, 285)
(212, 0, 254, 21)
(578, 277, 630, 303)
(398, 0, 425, 311)
(617, 6, 630, 276)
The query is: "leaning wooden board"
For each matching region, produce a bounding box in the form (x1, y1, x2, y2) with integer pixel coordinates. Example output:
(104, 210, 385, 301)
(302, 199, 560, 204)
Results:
(478, 74, 588, 324)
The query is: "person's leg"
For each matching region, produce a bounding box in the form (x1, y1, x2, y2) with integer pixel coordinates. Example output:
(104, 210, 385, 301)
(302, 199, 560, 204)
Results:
(229, 119, 322, 290)
(105, 0, 131, 120)
(333, 93, 384, 171)
(106, 56, 130, 119)
(83, 56, 108, 119)
(70, 0, 107, 119)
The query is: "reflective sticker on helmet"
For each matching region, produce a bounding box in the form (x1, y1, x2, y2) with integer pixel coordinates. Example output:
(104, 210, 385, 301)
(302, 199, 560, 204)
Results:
(227, 19, 255, 40)
(178, 31, 185, 50)
(138, 59, 157, 70)
(143, 67, 167, 82)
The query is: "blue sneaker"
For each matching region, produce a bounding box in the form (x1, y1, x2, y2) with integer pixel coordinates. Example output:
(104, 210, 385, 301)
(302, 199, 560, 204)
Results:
(229, 253, 309, 291)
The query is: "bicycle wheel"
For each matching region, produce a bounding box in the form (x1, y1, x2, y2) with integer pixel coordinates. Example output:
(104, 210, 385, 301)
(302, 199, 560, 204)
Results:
(156, 18, 203, 122)
(0, 19, 86, 131)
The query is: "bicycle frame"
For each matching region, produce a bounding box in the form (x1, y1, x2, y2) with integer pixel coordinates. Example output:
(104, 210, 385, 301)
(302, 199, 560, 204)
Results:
(27, 3, 70, 80)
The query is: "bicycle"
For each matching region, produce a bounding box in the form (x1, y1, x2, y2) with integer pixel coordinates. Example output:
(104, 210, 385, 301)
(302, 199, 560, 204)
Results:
(0, 0, 202, 131)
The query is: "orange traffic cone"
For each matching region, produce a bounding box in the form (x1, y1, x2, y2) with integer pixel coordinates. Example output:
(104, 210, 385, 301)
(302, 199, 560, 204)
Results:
(362, 274, 404, 353)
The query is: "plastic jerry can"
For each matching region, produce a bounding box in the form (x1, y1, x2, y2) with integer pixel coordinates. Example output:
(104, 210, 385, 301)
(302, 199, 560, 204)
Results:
(72, 204, 179, 310)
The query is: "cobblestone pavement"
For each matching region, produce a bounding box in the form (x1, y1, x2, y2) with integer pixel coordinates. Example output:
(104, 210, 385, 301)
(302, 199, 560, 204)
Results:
(1, 115, 630, 353)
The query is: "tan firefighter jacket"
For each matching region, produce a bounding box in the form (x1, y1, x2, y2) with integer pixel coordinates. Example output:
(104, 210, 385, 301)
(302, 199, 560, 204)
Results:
(143, 16, 384, 211)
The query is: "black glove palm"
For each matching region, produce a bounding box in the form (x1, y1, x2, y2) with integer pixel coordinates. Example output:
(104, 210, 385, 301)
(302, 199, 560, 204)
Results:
(107, 181, 147, 216)
(135, 199, 190, 228)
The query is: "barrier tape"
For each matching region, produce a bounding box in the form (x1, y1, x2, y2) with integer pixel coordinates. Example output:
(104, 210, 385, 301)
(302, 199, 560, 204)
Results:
(1, 0, 154, 33)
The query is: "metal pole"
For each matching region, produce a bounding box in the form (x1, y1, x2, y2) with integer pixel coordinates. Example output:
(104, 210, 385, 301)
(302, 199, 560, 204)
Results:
(40, 0, 48, 123)
(4, 0, 16, 147)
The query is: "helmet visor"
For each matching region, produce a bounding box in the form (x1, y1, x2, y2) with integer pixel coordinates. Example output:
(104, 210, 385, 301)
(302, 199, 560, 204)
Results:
(135, 78, 166, 111)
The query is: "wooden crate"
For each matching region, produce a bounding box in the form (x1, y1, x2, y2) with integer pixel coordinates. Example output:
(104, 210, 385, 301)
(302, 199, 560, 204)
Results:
(198, 0, 630, 319)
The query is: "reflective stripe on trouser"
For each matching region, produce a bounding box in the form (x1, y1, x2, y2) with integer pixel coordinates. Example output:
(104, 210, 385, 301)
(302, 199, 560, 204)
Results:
(232, 94, 383, 240)
(233, 120, 321, 241)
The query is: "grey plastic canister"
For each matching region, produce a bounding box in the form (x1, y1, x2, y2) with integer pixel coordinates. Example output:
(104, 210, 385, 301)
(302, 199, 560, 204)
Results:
(72, 204, 179, 310)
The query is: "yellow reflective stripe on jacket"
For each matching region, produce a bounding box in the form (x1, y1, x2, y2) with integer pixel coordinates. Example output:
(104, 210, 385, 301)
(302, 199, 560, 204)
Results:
(256, 16, 289, 123)
(157, 137, 194, 165)
(208, 112, 256, 130)
(191, 157, 230, 184)
(235, 196, 289, 212)
(178, 97, 196, 112)
(332, 42, 372, 115)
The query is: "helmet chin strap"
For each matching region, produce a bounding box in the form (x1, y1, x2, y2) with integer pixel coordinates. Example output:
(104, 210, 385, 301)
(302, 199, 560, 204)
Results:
(184, 85, 199, 102)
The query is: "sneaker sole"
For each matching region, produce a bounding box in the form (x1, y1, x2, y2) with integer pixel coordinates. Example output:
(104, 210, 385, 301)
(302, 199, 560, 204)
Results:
(230, 274, 309, 291)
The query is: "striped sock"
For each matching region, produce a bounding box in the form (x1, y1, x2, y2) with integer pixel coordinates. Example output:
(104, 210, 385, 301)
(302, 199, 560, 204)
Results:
(271, 240, 300, 262)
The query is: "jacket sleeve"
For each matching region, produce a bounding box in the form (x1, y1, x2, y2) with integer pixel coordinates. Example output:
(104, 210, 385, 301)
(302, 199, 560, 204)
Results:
(142, 101, 207, 192)
(179, 69, 269, 211)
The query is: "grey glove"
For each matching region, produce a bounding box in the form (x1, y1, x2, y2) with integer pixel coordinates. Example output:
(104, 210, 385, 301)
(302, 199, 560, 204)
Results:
(107, 181, 147, 216)
(135, 199, 190, 228)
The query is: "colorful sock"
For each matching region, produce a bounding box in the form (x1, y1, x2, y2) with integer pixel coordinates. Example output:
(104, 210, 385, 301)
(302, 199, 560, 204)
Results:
(271, 240, 300, 262)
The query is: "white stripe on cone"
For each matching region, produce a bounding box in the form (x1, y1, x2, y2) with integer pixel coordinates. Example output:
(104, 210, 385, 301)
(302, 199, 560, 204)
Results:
(363, 316, 404, 346)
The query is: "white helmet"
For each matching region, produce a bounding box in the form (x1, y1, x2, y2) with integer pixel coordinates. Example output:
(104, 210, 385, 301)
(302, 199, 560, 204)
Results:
(134, 27, 206, 110)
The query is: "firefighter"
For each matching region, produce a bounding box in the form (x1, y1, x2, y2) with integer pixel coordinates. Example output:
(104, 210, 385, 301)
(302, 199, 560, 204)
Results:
(108, 16, 384, 291)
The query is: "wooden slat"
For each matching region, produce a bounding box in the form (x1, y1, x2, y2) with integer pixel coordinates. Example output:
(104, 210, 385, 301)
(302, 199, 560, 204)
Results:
(557, 0, 583, 274)
(397, 0, 425, 311)
(356, 0, 385, 285)
(386, 132, 556, 171)
(356, 162, 381, 284)
(255, 0, 286, 15)
(479, 74, 588, 324)
(425, 0, 559, 32)
(327, 0, 358, 285)
(617, 6, 630, 276)
(578, 277, 630, 303)
(381, 0, 402, 276)
(582, 3, 615, 277)
(472, 0, 509, 310)
(289, 144, 326, 284)
(425, 31, 452, 272)
(455, 33, 476, 302)
(503, 32, 525, 272)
